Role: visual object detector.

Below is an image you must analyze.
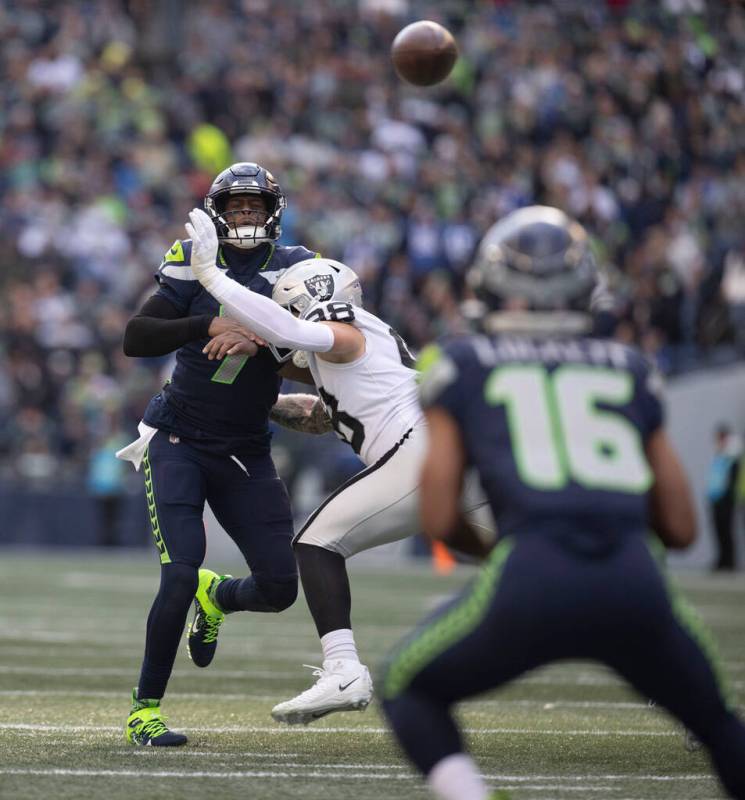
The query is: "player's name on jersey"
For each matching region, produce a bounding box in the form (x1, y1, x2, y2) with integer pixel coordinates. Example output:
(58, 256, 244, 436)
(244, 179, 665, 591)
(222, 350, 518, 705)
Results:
(471, 335, 633, 369)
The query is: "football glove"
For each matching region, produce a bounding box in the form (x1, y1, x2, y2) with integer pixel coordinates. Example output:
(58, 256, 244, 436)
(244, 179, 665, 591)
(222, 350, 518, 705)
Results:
(186, 208, 220, 291)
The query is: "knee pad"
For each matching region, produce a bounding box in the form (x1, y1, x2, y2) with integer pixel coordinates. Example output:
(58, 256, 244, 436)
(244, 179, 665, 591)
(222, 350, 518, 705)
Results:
(255, 576, 298, 612)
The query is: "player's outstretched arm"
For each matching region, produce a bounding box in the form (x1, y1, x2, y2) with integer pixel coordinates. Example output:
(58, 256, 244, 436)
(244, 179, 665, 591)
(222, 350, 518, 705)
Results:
(420, 406, 466, 541)
(270, 394, 333, 435)
(124, 292, 258, 358)
(186, 208, 337, 353)
(646, 428, 696, 549)
(420, 407, 493, 559)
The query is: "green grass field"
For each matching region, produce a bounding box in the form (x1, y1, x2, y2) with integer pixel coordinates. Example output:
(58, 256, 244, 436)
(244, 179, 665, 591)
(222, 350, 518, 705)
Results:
(1, 551, 743, 800)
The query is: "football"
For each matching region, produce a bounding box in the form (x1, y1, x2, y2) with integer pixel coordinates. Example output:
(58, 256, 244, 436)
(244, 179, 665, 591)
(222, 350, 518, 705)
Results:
(391, 20, 458, 87)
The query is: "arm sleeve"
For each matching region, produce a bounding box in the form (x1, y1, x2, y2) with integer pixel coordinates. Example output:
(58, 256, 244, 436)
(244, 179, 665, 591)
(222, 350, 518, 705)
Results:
(123, 294, 214, 357)
(200, 269, 335, 352)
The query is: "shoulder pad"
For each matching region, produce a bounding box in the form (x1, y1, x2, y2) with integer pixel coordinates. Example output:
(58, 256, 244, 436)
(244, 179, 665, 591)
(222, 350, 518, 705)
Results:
(417, 343, 459, 407)
(272, 245, 319, 269)
(257, 245, 319, 286)
(158, 239, 197, 282)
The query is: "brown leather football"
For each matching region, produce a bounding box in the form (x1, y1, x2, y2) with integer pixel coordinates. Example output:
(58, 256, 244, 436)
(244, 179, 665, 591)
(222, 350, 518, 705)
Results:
(391, 21, 458, 87)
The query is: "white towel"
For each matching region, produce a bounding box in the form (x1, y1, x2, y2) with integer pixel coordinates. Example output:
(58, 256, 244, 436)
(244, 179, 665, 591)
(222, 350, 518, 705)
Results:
(115, 421, 159, 471)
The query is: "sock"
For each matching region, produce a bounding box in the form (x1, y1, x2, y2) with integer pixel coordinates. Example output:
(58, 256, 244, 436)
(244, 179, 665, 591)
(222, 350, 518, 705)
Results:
(137, 562, 198, 700)
(428, 753, 490, 800)
(216, 575, 297, 613)
(295, 543, 352, 636)
(321, 628, 359, 664)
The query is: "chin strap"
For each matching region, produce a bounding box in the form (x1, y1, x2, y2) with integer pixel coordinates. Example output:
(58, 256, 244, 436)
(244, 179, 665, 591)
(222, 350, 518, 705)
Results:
(219, 225, 271, 249)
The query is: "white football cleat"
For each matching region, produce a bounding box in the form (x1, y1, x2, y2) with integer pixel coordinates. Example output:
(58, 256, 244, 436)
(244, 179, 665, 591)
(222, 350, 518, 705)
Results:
(271, 659, 373, 725)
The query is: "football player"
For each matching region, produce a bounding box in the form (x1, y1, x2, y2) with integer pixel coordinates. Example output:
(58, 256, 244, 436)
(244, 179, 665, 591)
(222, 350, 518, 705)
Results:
(185, 207, 493, 725)
(380, 206, 745, 800)
(118, 163, 317, 746)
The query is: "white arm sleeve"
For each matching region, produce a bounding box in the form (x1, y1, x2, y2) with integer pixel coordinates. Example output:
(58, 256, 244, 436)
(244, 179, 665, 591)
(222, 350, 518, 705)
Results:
(200, 268, 335, 352)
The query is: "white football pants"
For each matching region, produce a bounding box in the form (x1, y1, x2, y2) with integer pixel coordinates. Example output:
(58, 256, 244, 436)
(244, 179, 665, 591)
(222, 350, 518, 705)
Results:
(294, 424, 493, 557)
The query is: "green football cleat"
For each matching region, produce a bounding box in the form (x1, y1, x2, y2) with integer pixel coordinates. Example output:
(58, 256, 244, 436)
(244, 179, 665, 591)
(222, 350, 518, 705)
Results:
(187, 568, 231, 667)
(125, 689, 187, 746)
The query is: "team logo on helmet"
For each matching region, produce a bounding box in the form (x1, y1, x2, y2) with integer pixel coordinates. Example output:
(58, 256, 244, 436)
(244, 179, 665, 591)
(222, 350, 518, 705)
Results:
(304, 274, 334, 301)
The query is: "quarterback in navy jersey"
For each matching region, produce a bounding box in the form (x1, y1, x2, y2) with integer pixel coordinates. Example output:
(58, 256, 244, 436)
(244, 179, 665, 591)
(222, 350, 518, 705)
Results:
(381, 206, 745, 800)
(119, 162, 316, 746)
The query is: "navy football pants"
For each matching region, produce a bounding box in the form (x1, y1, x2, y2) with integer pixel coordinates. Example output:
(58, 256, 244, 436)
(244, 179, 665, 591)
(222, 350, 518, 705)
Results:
(382, 534, 745, 799)
(137, 431, 296, 699)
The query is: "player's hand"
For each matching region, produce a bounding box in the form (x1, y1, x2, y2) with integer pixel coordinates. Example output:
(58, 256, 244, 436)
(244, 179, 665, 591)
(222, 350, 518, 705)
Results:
(207, 316, 268, 343)
(208, 316, 247, 337)
(203, 330, 266, 360)
(185, 208, 219, 280)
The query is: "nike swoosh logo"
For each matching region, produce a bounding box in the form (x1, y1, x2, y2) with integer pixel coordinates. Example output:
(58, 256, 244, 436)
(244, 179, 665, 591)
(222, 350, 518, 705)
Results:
(338, 677, 360, 692)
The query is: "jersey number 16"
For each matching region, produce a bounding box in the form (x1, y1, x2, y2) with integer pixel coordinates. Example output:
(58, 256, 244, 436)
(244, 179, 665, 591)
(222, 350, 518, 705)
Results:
(486, 364, 651, 494)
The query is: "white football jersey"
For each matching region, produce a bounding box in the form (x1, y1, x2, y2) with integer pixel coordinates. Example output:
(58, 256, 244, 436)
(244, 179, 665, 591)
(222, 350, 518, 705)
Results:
(304, 301, 423, 465)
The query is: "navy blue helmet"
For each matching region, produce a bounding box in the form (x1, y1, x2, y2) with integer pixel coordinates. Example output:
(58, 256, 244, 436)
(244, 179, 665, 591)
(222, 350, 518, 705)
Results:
(467, 206, 598, 326)
(204, 162, 286, 249)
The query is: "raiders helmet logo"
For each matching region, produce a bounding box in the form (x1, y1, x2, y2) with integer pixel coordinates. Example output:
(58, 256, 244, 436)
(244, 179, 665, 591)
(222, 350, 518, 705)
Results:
(304, 274, 334, 301)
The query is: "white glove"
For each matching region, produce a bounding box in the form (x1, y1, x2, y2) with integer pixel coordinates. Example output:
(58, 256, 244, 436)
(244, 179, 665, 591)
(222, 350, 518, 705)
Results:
(185, 208, 220, 291)
(186, 207, 334, 353)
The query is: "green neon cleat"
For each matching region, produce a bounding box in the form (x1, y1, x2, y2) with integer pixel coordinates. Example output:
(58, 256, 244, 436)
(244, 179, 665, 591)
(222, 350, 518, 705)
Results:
(187, 568, 231, 667)
(125, 689, 187, 747)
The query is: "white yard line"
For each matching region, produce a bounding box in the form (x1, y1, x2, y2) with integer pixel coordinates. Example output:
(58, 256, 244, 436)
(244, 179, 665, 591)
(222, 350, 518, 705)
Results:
(0, 723, 680, 736)
(113, 750, 303, 757)
(109, 753, 405, 768)
(475, 700, 648, 710)
(0, 690, 277, 701)
(0, 767, 714, 784)
(0, 691, 653, 710)
(0, 665, 300, 679)
(489, 787, 612, 793)
(0, 767, 413, 780)
(520, 671, 745, 689)
(3, 664, 743, 690)
(481, 774, 712, 782)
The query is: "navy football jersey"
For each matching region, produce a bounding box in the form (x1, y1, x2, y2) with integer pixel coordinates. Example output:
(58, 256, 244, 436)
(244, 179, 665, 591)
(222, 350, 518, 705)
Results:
(143, 239, 316, 454)
(419, 334, 664, 541)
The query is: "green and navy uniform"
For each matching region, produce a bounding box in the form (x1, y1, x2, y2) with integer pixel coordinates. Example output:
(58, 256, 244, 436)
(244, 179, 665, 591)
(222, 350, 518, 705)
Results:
(381, 333, 745, 798)
(145, 239, 313, 456)
(132, 239, 314, 700)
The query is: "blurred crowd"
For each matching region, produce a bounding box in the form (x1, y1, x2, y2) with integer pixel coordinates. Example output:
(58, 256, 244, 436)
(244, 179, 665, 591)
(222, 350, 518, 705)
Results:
(0, 0, 744, 497)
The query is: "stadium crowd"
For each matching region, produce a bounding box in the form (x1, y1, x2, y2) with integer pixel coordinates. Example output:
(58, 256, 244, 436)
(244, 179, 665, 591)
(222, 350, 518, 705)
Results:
(0, 0, 744, 498)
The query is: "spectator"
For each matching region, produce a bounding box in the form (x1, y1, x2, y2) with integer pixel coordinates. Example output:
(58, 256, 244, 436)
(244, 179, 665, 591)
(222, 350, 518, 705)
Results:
(0, 0, 743, 495)
(706, 425, 740, 571)
(86, 414, 131, 547)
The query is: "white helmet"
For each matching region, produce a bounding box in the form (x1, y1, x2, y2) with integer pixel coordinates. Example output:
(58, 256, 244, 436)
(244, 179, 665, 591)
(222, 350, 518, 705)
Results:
(272, 258, 362, 316)
(269, 258, 363, 363)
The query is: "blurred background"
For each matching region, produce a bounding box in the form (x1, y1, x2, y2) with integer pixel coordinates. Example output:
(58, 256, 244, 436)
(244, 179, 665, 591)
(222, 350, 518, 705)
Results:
(0, 0, 743, 568)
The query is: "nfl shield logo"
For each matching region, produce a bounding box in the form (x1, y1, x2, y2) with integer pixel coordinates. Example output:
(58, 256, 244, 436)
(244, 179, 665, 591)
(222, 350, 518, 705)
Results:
(305, 274, 334, 301)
